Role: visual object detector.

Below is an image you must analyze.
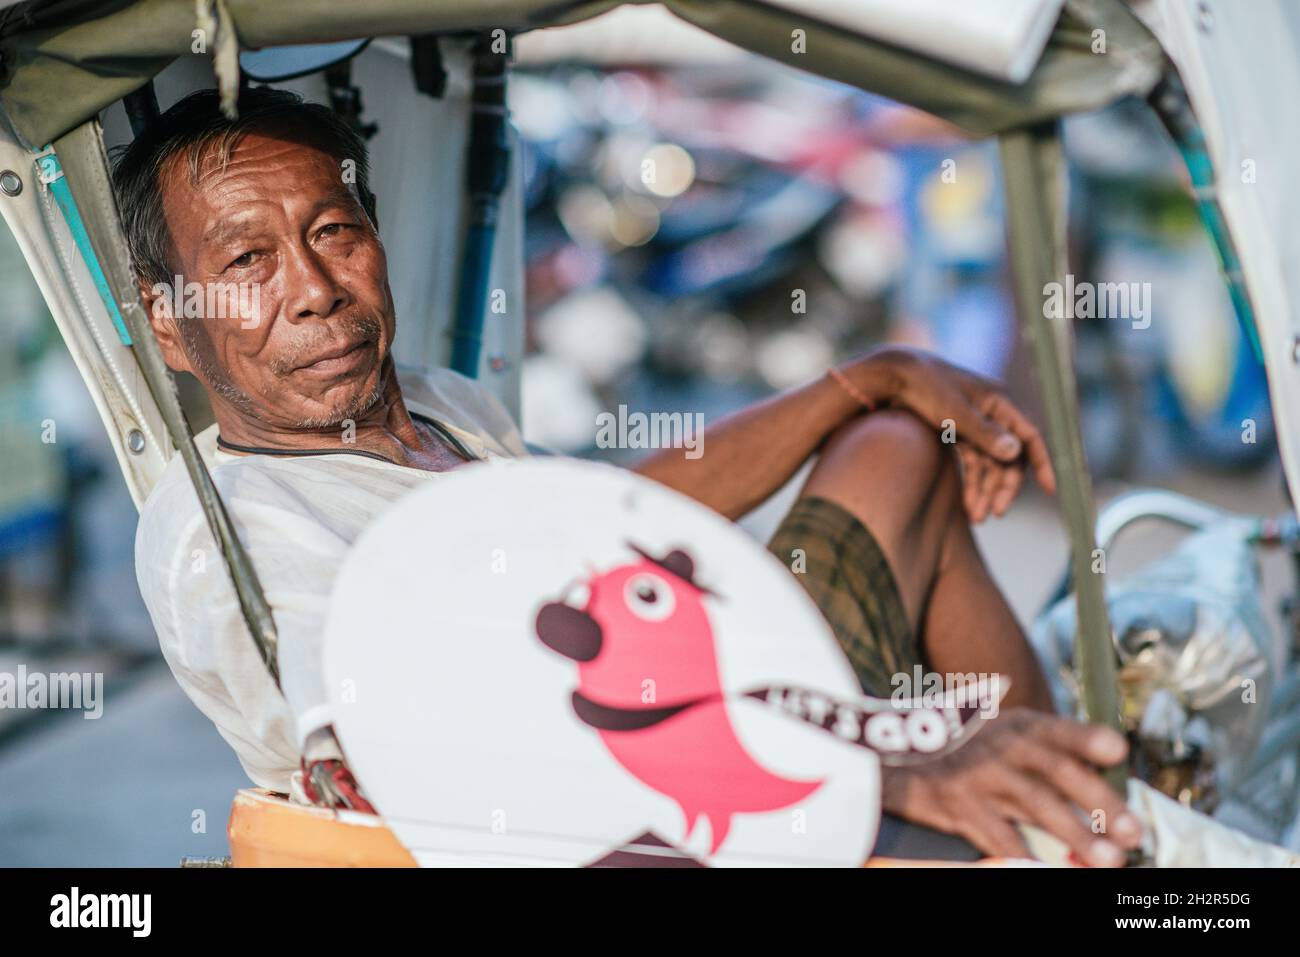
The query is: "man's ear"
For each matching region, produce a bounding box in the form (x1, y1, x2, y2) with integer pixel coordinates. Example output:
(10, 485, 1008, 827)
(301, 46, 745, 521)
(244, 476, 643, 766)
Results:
(138, 278, 193, 375)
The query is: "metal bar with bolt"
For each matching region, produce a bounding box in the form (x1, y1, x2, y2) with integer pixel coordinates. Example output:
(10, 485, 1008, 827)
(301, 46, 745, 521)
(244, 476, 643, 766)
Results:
(50, 119, 281, 685)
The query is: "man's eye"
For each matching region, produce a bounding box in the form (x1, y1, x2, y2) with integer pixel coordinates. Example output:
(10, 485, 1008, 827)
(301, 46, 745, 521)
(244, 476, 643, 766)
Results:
(319, 223, 352, 238)
(227, 251, 256, 269)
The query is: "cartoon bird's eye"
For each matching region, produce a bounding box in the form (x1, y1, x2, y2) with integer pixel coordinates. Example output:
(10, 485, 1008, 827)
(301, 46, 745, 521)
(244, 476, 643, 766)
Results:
(624, 573, 675, 622)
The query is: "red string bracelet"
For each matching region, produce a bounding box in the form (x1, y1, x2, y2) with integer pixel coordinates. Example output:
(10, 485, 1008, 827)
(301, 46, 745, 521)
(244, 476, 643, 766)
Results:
(826, 365, 877, 412)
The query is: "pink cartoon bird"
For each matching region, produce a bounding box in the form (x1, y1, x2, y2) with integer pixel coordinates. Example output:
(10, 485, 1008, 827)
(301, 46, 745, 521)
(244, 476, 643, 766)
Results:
(535, 545, 822, 854)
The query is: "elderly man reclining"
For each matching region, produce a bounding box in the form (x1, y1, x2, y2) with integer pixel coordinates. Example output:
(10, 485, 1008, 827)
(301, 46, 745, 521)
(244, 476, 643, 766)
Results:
(121, 88, 1141, 866)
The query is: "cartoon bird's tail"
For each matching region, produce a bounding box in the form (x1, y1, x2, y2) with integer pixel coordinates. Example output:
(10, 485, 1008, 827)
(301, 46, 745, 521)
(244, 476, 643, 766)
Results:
(682, 806, 733, 855)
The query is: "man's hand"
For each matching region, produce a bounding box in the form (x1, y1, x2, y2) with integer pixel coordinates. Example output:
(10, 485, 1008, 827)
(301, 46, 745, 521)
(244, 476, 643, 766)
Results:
(844, 347, 1057, 522)
(637, 343, 1054, 523)
(880, 708, 1141, 866)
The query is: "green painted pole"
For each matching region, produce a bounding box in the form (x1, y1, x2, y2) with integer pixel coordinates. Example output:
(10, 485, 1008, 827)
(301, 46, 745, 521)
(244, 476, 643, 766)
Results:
(999, 124, 1124, 789)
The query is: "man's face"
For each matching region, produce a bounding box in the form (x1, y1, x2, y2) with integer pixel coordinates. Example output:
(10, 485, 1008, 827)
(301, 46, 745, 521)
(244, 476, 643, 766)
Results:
(150, 129, 394, 430)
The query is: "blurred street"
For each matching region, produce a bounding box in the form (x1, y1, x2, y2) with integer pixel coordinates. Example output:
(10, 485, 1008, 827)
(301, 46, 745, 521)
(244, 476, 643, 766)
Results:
(0, 665, 243, 866)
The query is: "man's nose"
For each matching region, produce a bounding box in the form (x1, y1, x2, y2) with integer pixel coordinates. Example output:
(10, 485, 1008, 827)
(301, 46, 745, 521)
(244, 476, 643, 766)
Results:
(536, 602, 602, 662)
(283, 244, 348, 320)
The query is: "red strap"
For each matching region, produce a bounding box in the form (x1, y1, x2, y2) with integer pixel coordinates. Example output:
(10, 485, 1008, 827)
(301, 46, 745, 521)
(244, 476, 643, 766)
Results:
(301, 758, 377, 814)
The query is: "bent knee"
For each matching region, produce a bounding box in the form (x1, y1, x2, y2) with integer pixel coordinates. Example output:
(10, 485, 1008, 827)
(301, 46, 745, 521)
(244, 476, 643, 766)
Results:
(803, 409, 959, 527)
(822, 409, 955, 482)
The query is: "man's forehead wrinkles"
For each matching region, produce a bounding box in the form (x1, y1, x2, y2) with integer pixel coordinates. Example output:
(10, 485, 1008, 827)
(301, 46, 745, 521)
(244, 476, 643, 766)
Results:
(316, 184, 365, 211)
(189, 131, 331, 181)
(203, 213, 264, 245)
(158, 136, 366, 258)
(195, 189, 362, 251)
(201, 185, 358, 231)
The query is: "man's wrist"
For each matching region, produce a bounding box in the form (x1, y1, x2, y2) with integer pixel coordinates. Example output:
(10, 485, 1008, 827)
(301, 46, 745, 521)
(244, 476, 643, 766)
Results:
(840, 348, 910, 409)
(880, 763, 957, 837)
(879, 764, 911, 817)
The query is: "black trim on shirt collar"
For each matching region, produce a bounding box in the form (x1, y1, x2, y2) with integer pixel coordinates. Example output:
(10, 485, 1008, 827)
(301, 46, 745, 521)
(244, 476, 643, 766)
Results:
(214, 411, 479, 465)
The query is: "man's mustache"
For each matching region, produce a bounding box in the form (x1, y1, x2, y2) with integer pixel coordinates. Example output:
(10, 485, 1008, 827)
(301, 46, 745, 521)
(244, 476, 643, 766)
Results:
(270, 313, 384, 377)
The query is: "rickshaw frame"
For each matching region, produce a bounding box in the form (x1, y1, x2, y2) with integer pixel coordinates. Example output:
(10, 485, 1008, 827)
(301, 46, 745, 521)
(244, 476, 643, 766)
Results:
(0, 0, 1278, 792)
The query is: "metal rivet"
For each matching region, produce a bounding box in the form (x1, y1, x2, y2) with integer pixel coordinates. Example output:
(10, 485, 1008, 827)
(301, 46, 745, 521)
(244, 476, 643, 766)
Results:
(0, 170, 21, 197)
(1197, 1, 1214, 32)
(1293, 337, 1300, 363)
(127, 429, 146, 454)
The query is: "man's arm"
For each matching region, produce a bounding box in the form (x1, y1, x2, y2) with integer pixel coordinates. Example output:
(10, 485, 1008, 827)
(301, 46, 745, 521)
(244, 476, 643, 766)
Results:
(633, 347, 1056, 521)
(632, 363, 891, 520)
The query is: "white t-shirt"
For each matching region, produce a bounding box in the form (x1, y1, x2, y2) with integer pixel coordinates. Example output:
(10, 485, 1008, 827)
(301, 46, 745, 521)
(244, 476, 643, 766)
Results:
(135, 367, 528, 794)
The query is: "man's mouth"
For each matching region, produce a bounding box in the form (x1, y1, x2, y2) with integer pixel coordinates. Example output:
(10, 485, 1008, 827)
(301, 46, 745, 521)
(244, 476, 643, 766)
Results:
(293, 340, 374, 377)
(570, 690, 717, 732)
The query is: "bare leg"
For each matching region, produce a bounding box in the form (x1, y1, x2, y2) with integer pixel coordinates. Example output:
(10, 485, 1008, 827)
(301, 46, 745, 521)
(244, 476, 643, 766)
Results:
(795, 409, 1052, 711)
(922, 504, 1053, 711)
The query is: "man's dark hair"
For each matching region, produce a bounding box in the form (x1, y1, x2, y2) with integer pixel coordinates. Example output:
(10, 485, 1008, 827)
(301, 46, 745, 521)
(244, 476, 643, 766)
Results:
(111, 87, 377, 288)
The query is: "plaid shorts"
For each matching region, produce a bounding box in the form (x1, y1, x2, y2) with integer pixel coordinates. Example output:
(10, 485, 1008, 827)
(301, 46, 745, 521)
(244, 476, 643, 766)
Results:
(767, 496, 920, 698)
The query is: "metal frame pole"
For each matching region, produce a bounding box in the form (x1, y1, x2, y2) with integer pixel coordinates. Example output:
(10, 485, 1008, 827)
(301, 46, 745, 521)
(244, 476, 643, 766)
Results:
(999, 124, 1123, 771)
(53, 119, 281, 685)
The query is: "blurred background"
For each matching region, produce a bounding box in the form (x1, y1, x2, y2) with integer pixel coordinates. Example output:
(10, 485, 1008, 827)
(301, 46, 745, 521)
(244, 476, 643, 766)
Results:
(0, 47, 1286, 864)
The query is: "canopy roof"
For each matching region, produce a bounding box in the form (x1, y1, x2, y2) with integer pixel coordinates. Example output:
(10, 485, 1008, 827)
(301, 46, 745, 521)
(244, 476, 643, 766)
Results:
(0, 0, 1164, 149)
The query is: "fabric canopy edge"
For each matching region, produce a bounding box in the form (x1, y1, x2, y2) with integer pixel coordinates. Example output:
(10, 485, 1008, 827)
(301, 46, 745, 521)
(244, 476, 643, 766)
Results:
(3, 0, 1167, 149)
(0, 0, 622, 148)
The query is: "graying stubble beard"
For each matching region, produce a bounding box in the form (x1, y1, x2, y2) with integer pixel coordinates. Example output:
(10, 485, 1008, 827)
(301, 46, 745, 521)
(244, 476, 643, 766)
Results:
(292, 379, 386, 430)
(180, 318, 261, 417)
(181, 312, 389, 431)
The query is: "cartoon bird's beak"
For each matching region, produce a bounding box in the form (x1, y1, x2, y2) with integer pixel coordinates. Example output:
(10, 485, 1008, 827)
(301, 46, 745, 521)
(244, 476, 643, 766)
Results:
(536, 602, 603, 662)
